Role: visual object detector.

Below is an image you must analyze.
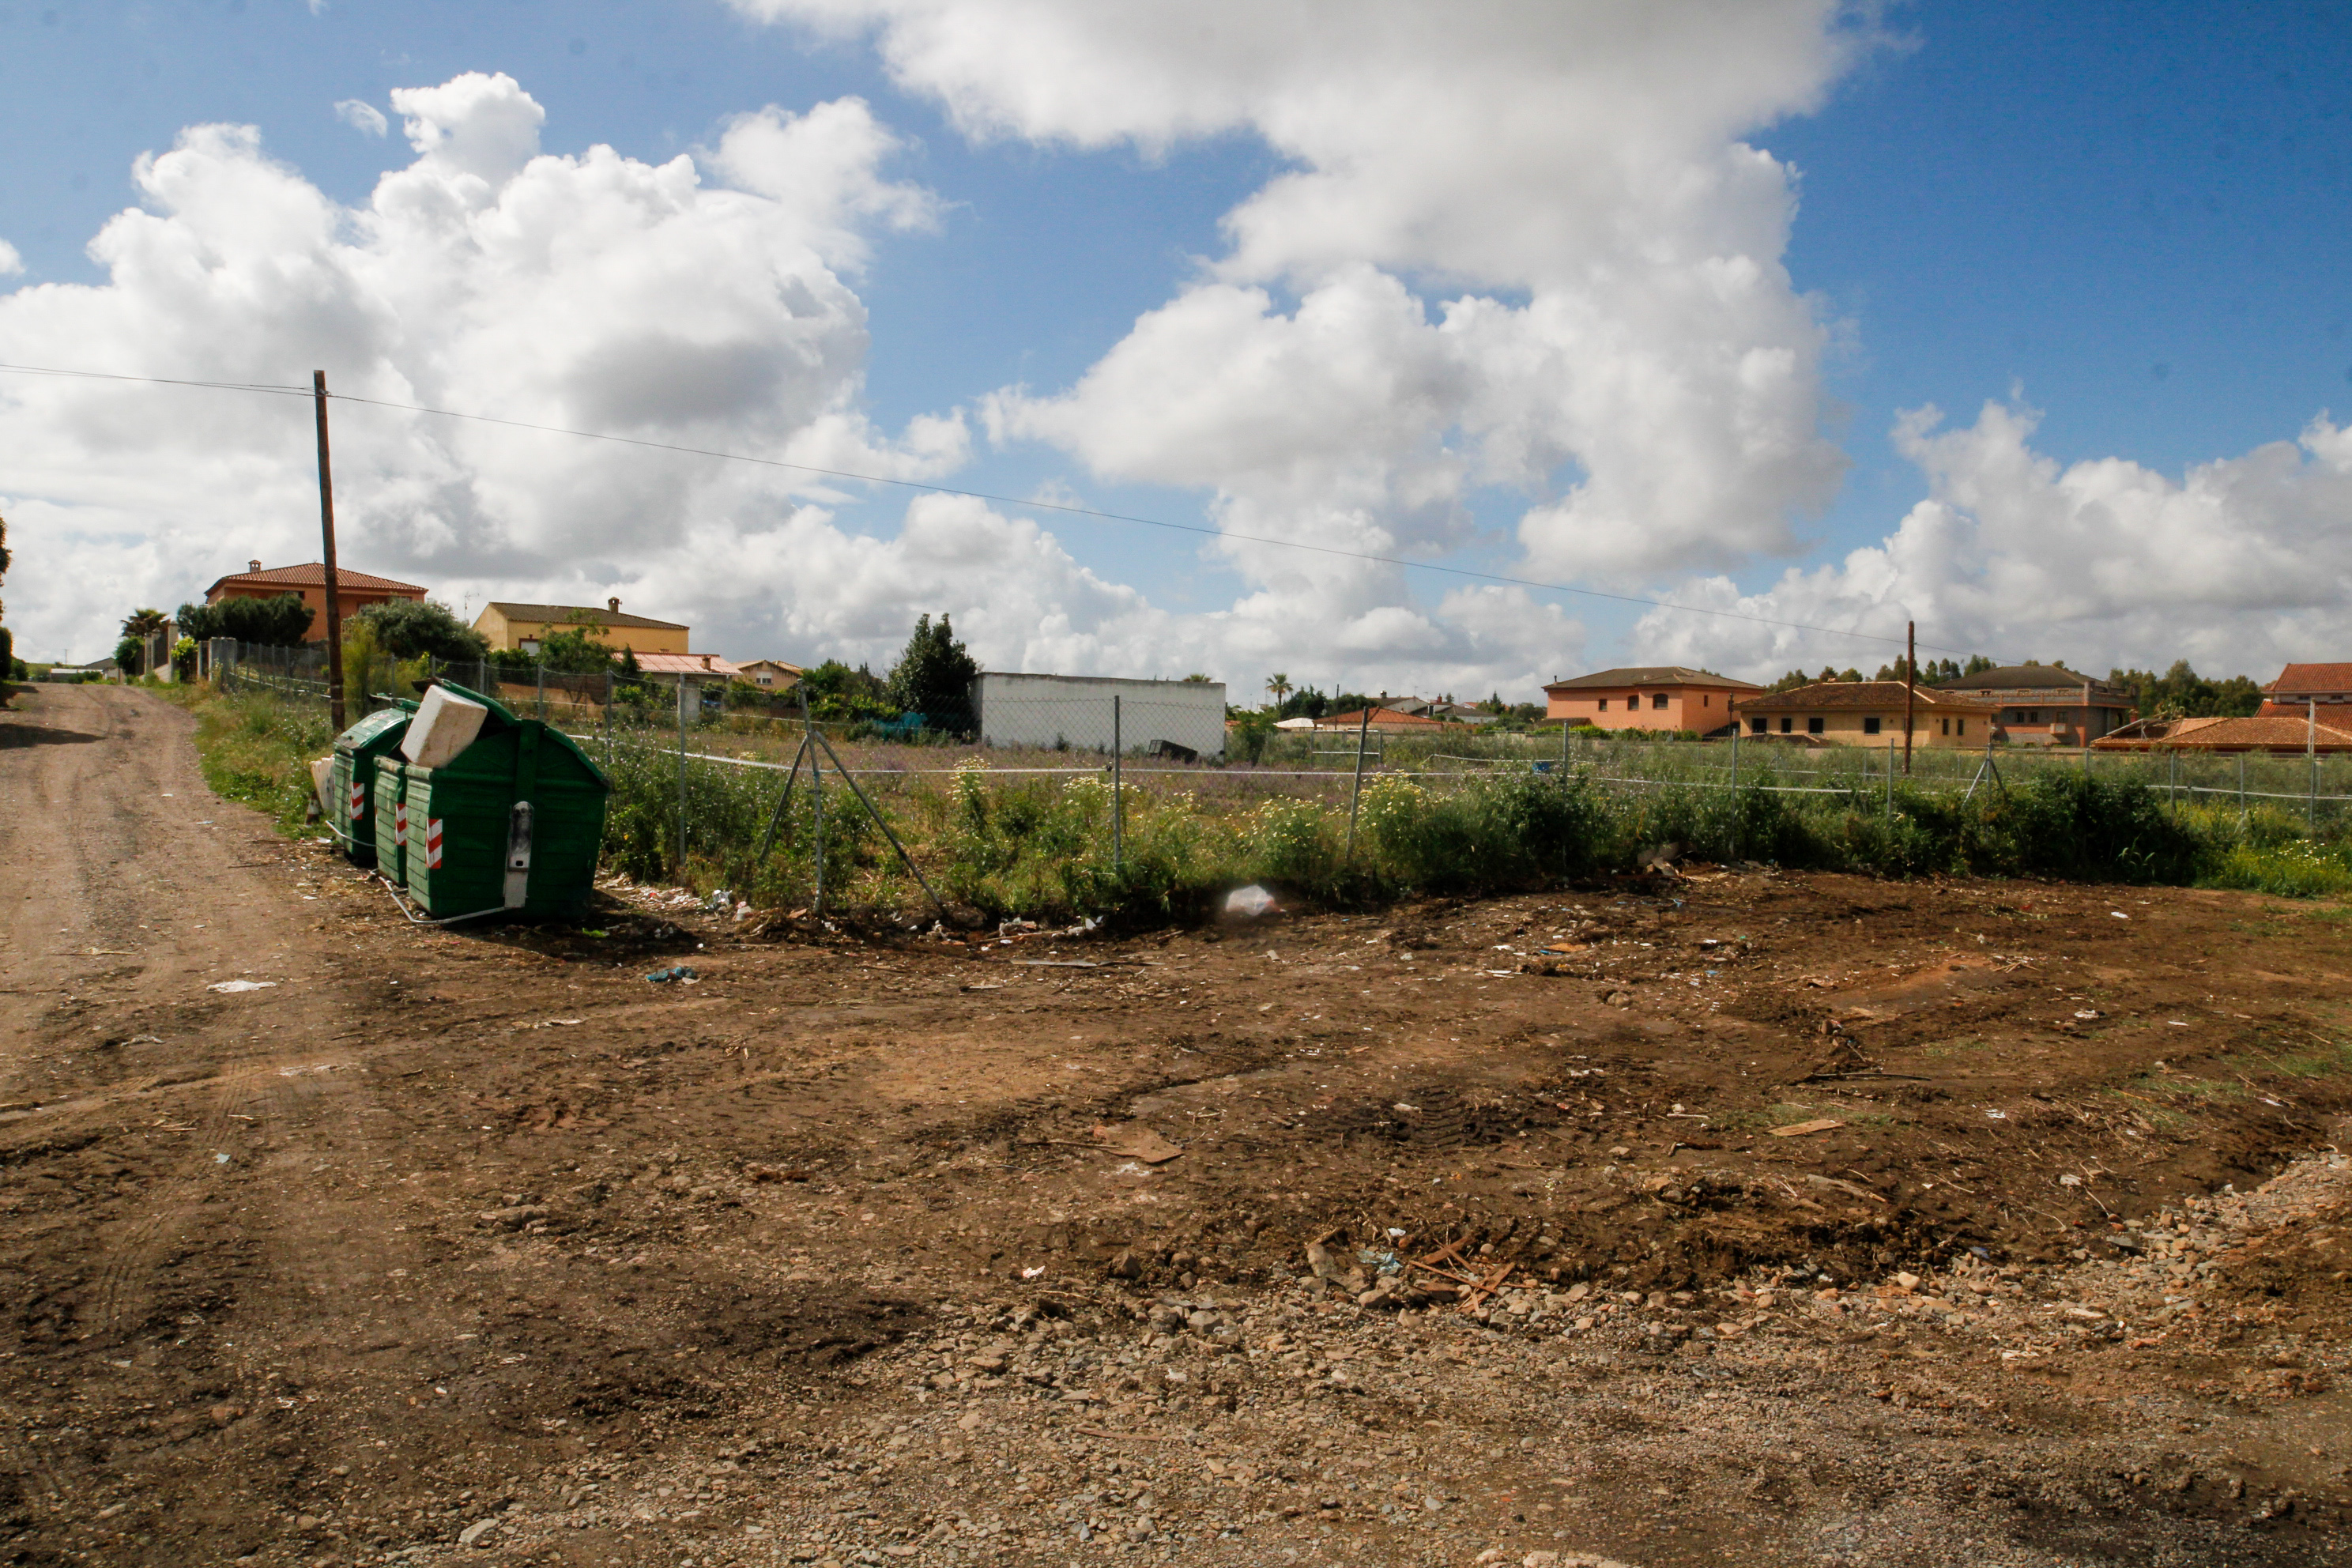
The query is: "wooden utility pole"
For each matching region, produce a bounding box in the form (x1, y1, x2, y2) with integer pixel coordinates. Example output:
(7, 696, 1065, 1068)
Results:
(313, 371, 347, 733)
(1903, 620, 1916, 775)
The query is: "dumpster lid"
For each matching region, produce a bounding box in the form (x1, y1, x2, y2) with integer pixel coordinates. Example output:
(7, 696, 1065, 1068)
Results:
(409, 680, 608, 789)
(334, 705, 411, 754)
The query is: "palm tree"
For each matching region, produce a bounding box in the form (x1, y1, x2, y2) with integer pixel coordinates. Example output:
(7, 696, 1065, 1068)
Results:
(1265, 672, 1292, 712)
(121, 607, 169, 639)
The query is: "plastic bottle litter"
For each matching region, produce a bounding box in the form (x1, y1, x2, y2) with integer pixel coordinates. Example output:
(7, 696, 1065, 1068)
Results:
(1223, 884, 1280, 918)
(644, 966, 699, 984)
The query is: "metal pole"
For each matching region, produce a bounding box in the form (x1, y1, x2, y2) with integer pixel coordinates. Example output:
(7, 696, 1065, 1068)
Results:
(312, 371, 346, 733)
(1112, 693, 1123, 873)
(1886, 736, 1894, 824)
(604, 669, 613, 768)
(677, 673, 688, 873)
(1903, 620, 1915, 776)
(811, 705, 827, 918)
(536, 661, 545, 719)
(2309, 699, 2319, 834)
(812, 729, 948, 921)
(2082, 679, 2093, 774)
(1345, 692, 1378, 861)
(2238, 751, 2248, 831)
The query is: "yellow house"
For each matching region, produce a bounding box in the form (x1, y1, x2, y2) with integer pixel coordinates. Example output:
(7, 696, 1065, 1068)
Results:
(1732, 680, 2001, 748)
(474, 598, 688, 657)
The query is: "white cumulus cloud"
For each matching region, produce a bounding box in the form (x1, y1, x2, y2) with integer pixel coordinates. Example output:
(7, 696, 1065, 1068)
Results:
(1633, 401, 2352, 681)
(0, 239, 23, 277)
(744, 0, 1865, 688)
(0, 73, 969, 662)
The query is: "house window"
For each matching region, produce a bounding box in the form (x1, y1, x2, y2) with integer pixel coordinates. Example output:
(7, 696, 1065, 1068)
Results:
(1806, 716, 1823, 735)
(1957, 718, 1965, 736)
(1598, 698, 1610, 711)
(1650, 692, 1668, 710)
(1780, 716, 1792, 733)
(1940, 718, 1949, 735)
(1864, 716, 1882, 735)
(1702, 694, 1711, 707)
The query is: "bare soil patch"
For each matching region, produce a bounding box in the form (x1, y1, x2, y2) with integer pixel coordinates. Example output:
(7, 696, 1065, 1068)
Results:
(2, 683, 2349, 1567)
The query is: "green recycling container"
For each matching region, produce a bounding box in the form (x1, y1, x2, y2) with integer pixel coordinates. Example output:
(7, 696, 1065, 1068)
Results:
(397, 682, 609, 920)
(330, 703, 416, 869)
(372, 756, 410, 887)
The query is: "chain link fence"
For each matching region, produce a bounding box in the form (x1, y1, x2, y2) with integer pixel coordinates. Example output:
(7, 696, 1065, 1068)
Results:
(194, 647, 2352, 916)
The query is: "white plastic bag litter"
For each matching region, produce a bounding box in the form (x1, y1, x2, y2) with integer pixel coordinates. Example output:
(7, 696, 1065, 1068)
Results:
(1223, 884, 1280, 918)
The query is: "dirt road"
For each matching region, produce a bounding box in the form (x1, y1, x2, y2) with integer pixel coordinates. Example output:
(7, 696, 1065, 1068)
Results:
(2, 681, 2349, 1567)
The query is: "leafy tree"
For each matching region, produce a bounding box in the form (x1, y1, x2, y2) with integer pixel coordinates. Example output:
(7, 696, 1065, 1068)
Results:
(114, 635, 145, 677)
(1767, 669, 1811, 693)
(536, 625, 624, 673)
(177, 593, 314, 648)
(1228, 708, 1275, 763)
(352, 598, 489, 662)
(2106, 660, 2263, 719)
(887, 613, 978, 733)
(800, 658, 895, 722)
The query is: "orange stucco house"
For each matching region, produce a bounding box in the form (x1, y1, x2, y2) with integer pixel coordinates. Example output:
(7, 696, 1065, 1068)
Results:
(1543, 666, 1760, 735)
(203, 560, 428, 642)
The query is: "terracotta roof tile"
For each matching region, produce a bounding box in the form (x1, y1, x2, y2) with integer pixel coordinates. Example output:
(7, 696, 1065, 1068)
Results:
(2095, 714, 2352, 752)
(205, 562, 427, 595)
(2266, 663, 2352, 695)
(631, 653, 742, 677)
(1544, 665, 1761, 692)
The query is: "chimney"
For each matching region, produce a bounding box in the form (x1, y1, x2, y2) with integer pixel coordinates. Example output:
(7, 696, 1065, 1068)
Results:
(700, 654, 712, 670)
(249, 560, 262, 573)
(607, 597, 620, 613)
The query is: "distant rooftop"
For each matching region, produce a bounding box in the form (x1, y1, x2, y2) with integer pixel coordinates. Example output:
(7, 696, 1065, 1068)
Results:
(482, 601, 687, 633)
(206, 561, 426, 596)
(1544, 665, 1761, 692)
(1936, 664, 2120, 694)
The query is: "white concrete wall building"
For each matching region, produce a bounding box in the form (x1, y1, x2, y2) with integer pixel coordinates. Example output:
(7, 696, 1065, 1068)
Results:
(971, 673, 1227, 759)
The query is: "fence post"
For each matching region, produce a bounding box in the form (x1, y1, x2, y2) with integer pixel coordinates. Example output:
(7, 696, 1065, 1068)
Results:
(1345, 692, 1378, 861)
(677, 673, 688, 875)
(1111, 693, 1123, 874)
(536, 662, 545, 719)
(2310, 699, 2320, 835)
(604, 670, 614, 768)
(1728, 720, 1740, 861)
(2238, 752, 2248, 831)
(1885, 736, 1894, 825)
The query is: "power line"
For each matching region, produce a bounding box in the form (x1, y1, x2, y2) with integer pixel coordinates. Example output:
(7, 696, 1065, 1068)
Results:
(0, 361, 311, 398)
(0, 358, 1965, 659)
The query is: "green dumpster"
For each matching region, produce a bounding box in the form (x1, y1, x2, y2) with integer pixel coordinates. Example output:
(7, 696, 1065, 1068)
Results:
(372, 756, 410, 886)
(330, 703, 416, 869)
(396, 682, 609, 921)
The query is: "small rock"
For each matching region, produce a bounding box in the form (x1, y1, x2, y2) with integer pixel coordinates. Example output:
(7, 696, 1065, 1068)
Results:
(457, 1517, 500, 1547)
(475, 1204, 548, 1231)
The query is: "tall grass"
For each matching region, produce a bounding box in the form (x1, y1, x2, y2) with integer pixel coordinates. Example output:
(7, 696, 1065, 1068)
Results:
(175, 684, 2352, 925)
(177, 686, 335, 831)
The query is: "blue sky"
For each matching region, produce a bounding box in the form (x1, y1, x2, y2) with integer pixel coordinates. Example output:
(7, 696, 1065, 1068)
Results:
(2, 1, 2348, 685)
